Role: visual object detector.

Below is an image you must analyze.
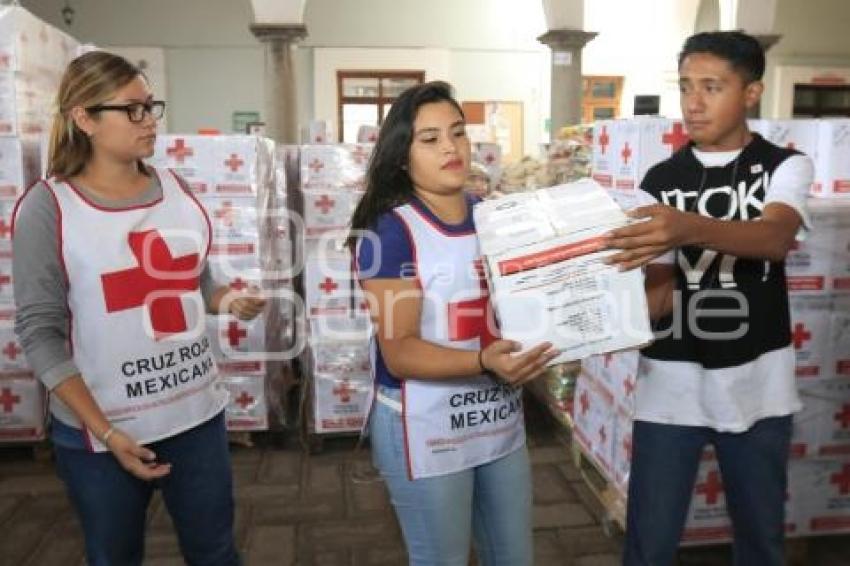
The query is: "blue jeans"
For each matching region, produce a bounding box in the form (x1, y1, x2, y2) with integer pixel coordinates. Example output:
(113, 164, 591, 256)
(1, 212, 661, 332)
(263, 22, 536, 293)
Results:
(369, 386, 533, 566)
(54, 412, 239, 566)
(623, 415, 792, 566)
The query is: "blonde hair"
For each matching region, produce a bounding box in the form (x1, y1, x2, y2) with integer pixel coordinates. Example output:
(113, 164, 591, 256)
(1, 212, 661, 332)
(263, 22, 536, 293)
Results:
(47, 51, 143, 178)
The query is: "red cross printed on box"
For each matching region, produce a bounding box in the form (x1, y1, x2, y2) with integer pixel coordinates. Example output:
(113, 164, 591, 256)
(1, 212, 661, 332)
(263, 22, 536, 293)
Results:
(314, 194, 336, 215)
(623, 376, 635, 397)
(597, 126, 610, 154)
(621, 142, 633, 165)
(791, 323, 812, 350)
(229, 278, 248, 291)
(100, 230, 200, 338)
(214, 201, 237, 228)
(0, 270, 11, 291)
(224, 153, 244, 172)
(166, 139, 194, 164)
(0, 54, 10, 69)
(695, 470, 724, 505)
(579, 390, 590, 416)
(483, 151, 496, 165)
(308, 158, 325, 174)
(351, 146, 370, 165)
(0, 387, 21, 413)
(447, 259, 498, 345)
(2, 341, 21, 361)
(234, 391, 254, 409)
(0, 219, 11, 239)
(603, 352, 613, 368)
(835, 405, 850, 429)
(831, 464, 850, 495)
(662, 123, 689, 152)
(223, 320, 247, 347)
(333, 379, 355, 403)
(623, 436, 632, 460)
(319, 277, 338, 294)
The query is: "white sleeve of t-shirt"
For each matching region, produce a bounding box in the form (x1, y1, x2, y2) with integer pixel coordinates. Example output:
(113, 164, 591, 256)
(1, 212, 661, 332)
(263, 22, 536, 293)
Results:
(764, 153, 814, 239)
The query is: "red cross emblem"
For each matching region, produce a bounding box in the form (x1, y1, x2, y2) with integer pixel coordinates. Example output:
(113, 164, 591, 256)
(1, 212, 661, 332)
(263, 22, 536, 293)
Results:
(835, 405, 850, 429)
(579, 390, 590, 416)
(0, 219, 11, 239)
(333, 379, 355, 403)
(229, 278, 248, 291)
(623, 436, 632, 460)
(214, 201, 237, 227)
(0, 271, 11, 291)
(308, 158, 324, 174)
(483, 151, 496, 165)
(791, 323, 812, 350)
(166, 139, 194, 164)
(2, 341, 21, 361)
(603, 352, 613, 368)
(100, 230, 200, 338)
(224, 153, 244, 172)
(314, 195, 336, 214)
(0, 387, 21, 413)
(351, 146, 370, 165)
(831, 464, 850, 495)
(319, 277, 338, 294)
(695, 470, 723, 505)
(621, 142, 632, 165)
(447, 260, 497, 345)
(662, 123, 689, 152)
(598, 126, 610, 154)
(234, 391, 254, 409)
(0, 54, 10, 69)
(223, 320, 247, 347)
(623, 376, 635, 397)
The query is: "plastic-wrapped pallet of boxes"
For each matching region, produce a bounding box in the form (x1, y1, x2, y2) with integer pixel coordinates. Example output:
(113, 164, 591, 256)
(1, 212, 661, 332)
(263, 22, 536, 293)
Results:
(149, 134, 294, 431)
(577, 116, 850, 544)
(0, 6, 80, 442)
(294, 143, 374, 434)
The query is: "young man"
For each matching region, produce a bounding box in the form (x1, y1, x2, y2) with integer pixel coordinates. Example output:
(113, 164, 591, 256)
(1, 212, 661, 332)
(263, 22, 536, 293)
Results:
(606, 31, 814, 566)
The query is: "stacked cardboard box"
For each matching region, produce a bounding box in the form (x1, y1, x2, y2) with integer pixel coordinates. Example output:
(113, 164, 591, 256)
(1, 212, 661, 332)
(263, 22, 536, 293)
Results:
(293, 143, 373, 434)
(0, 7, 79, 442)
(150, 134, 293, 431)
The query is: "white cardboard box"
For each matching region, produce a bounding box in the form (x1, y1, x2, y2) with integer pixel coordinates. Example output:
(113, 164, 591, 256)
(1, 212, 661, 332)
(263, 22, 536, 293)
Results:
(612, 117, 688, 191)
(219, 374, 268, 431)
(572, 372, 616, 474)
(475, 180, 652, 365)
(0, 375, 46, 442)
(813, 120, 850, 198)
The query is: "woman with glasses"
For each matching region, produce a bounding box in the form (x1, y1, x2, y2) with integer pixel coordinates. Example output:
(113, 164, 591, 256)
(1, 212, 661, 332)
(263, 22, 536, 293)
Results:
(11, 51, 262, 565)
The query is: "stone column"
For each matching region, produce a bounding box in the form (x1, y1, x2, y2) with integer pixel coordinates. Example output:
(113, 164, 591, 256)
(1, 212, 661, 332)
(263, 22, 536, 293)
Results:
(538, 28, 597, 139)
(250, 24, 308, 143)
(749, 33, 782, 118)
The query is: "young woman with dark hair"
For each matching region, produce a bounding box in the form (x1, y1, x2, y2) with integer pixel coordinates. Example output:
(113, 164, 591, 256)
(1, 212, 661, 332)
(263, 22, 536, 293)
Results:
(351, 81, 558, 565)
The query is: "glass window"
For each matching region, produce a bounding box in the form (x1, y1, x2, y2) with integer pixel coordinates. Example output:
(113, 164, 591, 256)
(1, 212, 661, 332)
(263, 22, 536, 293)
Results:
(342, 77, 379, 98)
(381, 77, 419, 98)
(342, 104, 379, 143)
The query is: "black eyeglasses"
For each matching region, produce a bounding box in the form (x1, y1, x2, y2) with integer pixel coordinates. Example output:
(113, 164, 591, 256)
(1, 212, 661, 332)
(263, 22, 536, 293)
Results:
(86, 100, 166, 123)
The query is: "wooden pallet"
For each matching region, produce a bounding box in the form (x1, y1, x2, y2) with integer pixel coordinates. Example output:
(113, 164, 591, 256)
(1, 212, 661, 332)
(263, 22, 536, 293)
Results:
(571, 440, 627, 538)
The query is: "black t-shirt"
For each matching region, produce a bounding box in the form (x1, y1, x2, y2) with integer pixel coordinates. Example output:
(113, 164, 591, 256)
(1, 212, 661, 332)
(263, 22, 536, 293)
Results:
(641, 134, 799, 369)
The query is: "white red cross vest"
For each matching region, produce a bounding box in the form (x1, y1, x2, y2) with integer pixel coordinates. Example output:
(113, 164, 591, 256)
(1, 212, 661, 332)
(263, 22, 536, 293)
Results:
(390, 202, 526, 480)
(43, 168, 227, 451)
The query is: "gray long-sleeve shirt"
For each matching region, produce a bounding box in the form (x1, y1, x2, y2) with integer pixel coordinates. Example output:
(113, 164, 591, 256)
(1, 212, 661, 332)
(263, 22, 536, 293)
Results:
(12, 175, 216, 427)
